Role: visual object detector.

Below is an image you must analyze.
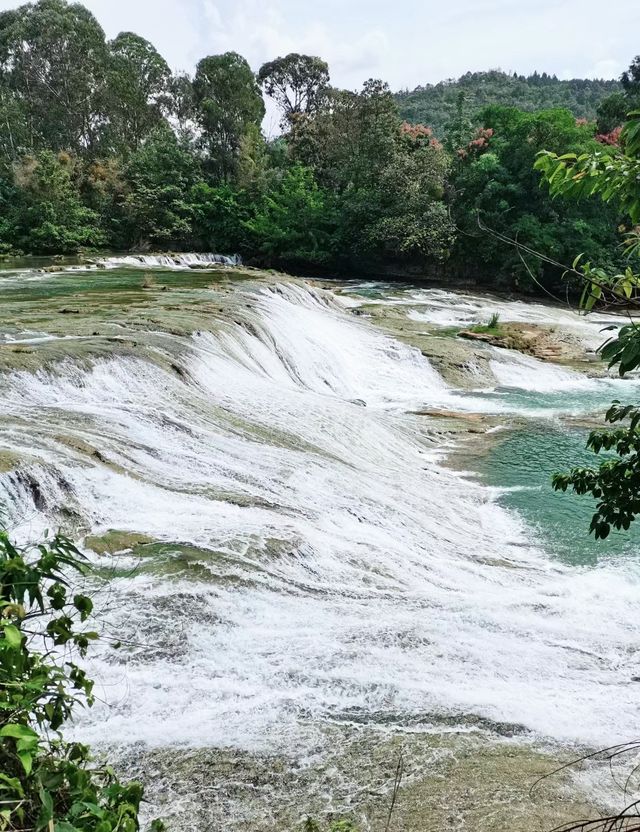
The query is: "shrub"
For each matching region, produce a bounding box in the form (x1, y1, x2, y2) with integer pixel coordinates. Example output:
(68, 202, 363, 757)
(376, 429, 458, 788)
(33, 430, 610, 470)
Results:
(0, 530, 162, 832)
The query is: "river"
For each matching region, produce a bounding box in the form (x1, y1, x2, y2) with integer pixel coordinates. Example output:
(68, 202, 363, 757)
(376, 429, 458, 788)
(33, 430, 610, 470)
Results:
(1, 257, 639, 830)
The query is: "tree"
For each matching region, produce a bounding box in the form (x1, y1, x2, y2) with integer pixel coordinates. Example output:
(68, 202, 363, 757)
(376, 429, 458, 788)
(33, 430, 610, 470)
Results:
(0, 0, 109, 155)
(289, 79, 453, 269)
(449, 106, 622, 287)
(537, 113, 640, 538)
(243, 164, 337, 267)
(596, 92, 629, 134)
(7, 150, 104, 253)
(193, 52, 265, 180)
(595, 57, 640, 135)
(257, 53, 329, 127)
(190, 181, 248, 253)
(621, 56, 640, 98)
(116, 128, 199, 249)
(0, 81, 29, 163)
(166, 71, 197, 140)
(290, 80, 399, 192)
(103, 32, 172, 153)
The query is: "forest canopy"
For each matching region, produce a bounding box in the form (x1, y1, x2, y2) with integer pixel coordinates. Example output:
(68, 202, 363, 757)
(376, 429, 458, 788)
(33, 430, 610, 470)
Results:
(0, 0, 637, 292)
(395, 70, 622, 137)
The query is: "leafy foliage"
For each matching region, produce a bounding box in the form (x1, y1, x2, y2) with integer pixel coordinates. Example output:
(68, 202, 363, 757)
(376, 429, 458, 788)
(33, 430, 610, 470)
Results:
(257, 54, 329, 127)
(0, 530, 162, 831)
(553, 403, 640, 539)
(243, 165, 337, 267)
(535, 111, 640, 222)
(0, 0, 109, 153)
(535, 107, 640, 539)
(103, 32, 172, 154)
(5, 151, 105, 253)
(449, 106, 622, 287)
(194, 52, 265, 180)
(116, 129, 198, 249)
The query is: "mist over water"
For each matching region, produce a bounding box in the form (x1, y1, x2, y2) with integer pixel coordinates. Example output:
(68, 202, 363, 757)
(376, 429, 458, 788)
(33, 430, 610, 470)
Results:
(1, 267, 639, 773)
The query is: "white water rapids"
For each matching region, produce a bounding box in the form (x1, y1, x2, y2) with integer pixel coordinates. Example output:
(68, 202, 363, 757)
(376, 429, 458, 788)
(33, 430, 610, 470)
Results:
(1, 274, 639, 815)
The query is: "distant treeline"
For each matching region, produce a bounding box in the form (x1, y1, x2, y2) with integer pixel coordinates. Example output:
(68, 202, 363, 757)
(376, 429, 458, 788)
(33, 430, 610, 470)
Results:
(395, 70, 622, 137)
(0, 0, 639, 291)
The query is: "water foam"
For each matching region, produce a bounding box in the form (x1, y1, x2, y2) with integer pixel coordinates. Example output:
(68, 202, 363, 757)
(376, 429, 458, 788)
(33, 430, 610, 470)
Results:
(0, 281, 638, 757)
(96, 252, 241, 270)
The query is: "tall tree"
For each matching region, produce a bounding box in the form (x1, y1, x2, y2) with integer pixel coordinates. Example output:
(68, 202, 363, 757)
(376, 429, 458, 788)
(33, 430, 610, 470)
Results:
(193, 51, 265, 180)
(448, 106, 622, 286)
(621, 55, 640, 98)
(0, 81, 29, 163)
(596, 56, 640, 135)
(167, 71, 197, 140)
(257, 53, 329, 126)
(0, 0, 109, 154)
(103, 31, 172, 153)
(290, 80, 399, 192)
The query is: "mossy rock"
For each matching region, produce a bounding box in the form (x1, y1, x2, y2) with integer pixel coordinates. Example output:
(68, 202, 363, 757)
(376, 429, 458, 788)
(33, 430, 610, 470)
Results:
(0, 450, 20, 473)
(84, 529, 155, 555)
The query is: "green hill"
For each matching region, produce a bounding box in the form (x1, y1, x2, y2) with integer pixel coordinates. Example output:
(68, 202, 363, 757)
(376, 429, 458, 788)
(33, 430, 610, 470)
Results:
(395, 70, 621, 135)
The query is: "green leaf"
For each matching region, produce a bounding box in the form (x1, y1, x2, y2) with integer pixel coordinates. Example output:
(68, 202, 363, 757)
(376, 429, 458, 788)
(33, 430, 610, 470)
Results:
(0, 723, 38, 741)
(0, 772, 24, 795)
(2, 623, 23, 648)
(36, 787, 54, 830)
(17, 750, 33, 775)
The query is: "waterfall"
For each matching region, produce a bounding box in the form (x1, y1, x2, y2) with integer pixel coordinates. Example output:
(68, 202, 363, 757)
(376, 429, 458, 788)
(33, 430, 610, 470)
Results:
(95, 252, 242, 269)
(0, 277, 639, 762)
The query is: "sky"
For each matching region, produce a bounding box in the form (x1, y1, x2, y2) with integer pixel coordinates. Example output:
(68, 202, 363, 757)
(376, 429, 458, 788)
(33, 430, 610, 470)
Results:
(0, 0, 637, 133)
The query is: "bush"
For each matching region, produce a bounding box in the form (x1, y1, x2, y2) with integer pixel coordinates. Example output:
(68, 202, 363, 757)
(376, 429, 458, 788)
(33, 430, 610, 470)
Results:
(0, 530, 162, 832)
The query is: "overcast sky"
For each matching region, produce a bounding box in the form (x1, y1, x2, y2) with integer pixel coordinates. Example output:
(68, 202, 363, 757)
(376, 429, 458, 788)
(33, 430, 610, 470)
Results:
(1, 0, 637, 132)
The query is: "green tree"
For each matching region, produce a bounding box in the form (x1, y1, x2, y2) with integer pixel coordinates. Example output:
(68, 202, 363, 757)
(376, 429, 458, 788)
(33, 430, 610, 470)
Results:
(193, 52, 265, 181)
(621, 56, 640, 98)
(243, 164, 337, 267)
(290, 79, 453, 269)
(257, 54, 329, 127)
(103, 32, 172, 154)
(449, 106, 622, 288)
(0, 0, 109, 155)
(116, 129, 199, 249)
(7, 151, 104, 253)
(595, 56, 640, 135)
(0, 82, 29, 162)
(596, 92, 629, 134)
(336, 119, 453, 265)
(190, 182, 248, 253)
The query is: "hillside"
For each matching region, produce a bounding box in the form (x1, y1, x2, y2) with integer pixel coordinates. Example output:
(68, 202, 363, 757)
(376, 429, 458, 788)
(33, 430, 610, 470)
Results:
(395, 70, 621, 135)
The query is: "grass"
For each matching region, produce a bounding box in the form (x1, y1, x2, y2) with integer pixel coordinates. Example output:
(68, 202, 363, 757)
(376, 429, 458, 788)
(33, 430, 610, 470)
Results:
(468, 311, 503, 335)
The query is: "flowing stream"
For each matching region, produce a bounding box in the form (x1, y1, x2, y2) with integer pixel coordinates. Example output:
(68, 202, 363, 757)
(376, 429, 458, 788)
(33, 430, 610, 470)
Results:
(1, 263, 639, 829)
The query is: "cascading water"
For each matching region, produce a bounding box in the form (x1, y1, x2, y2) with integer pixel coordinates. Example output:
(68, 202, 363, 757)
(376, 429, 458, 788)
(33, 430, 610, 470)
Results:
(1, 266, 639, 828)
(94, 252, 242, 269)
